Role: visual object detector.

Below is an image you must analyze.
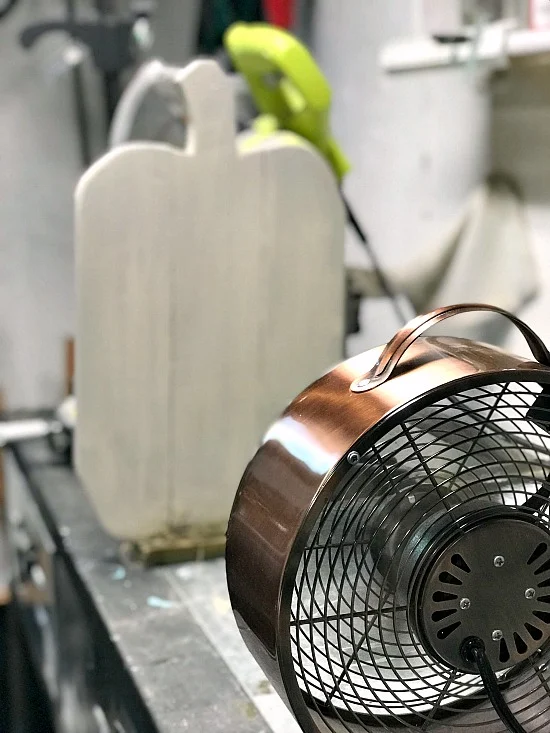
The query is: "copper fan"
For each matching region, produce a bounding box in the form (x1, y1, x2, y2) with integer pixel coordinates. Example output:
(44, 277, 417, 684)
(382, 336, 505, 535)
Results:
(226, 304, 550, 733)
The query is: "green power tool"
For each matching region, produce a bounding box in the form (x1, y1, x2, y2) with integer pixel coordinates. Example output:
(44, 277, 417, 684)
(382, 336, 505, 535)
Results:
(224, 22, 350, 182)
(224, 22, 409, 325)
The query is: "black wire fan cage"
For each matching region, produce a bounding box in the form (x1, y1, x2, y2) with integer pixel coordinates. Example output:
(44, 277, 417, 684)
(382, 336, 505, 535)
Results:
(226, 304, 550, 733)
(291, 379, 550, 732)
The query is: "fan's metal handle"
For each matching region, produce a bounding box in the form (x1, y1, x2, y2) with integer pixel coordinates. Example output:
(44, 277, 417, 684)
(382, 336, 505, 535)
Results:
(351, 303, 550, 393)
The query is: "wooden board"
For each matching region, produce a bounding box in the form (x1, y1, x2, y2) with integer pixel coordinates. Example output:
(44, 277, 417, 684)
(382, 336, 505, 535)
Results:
(75, 59, 344, 541)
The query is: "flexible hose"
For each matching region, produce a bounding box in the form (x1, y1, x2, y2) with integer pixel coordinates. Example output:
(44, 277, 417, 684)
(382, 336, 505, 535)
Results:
(461, 637, 527, 733)
(109, 59, 177, 147)
(342, 197, 410, 326)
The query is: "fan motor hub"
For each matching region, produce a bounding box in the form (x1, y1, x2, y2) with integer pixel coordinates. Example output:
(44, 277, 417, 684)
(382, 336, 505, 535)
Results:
(416, 514, 550, 673)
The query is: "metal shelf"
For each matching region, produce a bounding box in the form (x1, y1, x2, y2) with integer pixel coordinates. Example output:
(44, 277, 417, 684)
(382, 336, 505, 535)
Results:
(381, 24, 550, 73)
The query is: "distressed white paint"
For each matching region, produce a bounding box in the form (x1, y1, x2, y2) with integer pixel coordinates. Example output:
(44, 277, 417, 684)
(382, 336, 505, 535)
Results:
(167, 559, 302, 733)
(75, 60, 344, 540)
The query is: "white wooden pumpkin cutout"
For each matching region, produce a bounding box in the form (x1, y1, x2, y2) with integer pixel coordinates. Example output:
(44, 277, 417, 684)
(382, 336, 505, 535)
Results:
(75, 59, 344, 542)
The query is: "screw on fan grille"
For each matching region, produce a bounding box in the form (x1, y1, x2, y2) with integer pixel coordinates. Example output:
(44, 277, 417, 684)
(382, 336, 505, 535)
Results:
(419, 517, 550, 673)
(289, 381, 550, 731)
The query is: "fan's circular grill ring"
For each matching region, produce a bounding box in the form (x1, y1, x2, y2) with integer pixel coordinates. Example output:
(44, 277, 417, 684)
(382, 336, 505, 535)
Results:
(288, 380, 550, 731)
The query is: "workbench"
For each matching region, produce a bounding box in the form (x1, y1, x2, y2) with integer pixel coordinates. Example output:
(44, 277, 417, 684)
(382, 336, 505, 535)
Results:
(3, 437, 300, 733)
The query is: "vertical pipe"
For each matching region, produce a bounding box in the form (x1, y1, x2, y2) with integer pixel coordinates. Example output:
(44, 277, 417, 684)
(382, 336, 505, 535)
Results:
(66, 0, 92, 166)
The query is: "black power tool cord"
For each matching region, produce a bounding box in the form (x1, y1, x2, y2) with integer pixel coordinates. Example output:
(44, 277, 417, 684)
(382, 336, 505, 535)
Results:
(461, 637, 527, 733)
(0, 0, 19, 21)
(342, 196, 409, 327)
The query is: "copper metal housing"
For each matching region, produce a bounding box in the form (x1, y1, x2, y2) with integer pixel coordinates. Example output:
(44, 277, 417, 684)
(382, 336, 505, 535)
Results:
(226, 304, 550, 732)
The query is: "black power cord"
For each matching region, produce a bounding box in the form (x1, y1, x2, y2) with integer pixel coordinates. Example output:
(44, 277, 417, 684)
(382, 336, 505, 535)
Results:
(461, 637, 527, 733)
(342, 196, 410, 327)
(0, 0, 18, 21)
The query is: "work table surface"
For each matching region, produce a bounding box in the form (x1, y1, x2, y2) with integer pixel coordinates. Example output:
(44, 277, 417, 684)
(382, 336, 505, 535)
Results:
(6, 439, 299, 733)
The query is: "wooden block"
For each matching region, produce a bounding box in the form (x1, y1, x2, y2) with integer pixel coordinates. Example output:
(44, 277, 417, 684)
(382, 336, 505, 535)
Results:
(75, 59, 344, 542)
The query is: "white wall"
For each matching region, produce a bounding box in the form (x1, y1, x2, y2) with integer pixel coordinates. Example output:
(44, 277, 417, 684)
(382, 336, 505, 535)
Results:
(0, 1, 201, 409)
(492, 63, 550, 356)
(0, 0, 80, 409)
(312, 1, 493, 351)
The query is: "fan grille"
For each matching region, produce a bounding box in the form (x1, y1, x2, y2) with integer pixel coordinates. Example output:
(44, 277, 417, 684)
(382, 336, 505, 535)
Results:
(419, 517, 550, 672)
(289, 380, 550, 731)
